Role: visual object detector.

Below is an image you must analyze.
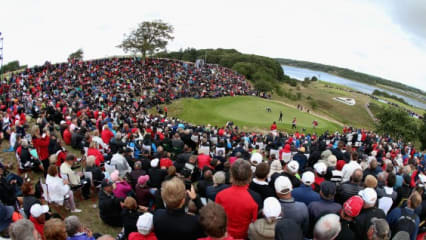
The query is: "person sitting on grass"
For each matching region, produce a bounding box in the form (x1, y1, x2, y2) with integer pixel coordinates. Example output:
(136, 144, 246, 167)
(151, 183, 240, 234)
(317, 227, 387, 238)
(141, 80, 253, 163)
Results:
(111, 170, 132, 200)
(98, 179, 123, 227)
(46, 165, 81, 213)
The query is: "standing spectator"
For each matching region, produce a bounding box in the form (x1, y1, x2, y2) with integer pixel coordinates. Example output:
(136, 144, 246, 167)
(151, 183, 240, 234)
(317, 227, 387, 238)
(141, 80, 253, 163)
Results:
(292, 171, 320, 206)
(274, 218, 304, 240)
(387, 191, 421, 240)
(275, 176, 310, 235)
(64, 215, 95, 240)
(308, 181, 342, 225)
(206, 171, 229, 201)
(249, 162, 275, 201)
(44, 218, 67, 240)
(198, 202, 237, 240)
(293, 147, 308, 171)
(32, 125, 50, 176)
(341, 152, 362, 183)
(335, 196, 364, 240)
(336, 169, 364, 204)
(129, 213, 157, 240)
(367, 218, 390, 240)
(98, 179, 123, 227)
(153, 177, 204, 240)
(354, 188, 386, 239)
(216, 159, 261, 239)
(313, 214, 341, 240)
(248, 197, 281, 240)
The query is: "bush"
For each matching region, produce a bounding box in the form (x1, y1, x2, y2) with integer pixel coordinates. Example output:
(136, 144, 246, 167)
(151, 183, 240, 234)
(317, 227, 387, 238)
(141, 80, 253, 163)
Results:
(309, 100, 318, 109)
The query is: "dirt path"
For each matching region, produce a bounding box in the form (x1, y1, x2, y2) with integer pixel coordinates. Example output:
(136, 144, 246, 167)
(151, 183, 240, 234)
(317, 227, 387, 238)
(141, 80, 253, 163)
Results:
(269, 99, 345, 127)
(365, 102, 377, 122)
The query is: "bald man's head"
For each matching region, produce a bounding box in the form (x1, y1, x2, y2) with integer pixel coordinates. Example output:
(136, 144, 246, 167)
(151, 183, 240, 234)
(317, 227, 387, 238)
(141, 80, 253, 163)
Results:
(351, 169, 363, 183)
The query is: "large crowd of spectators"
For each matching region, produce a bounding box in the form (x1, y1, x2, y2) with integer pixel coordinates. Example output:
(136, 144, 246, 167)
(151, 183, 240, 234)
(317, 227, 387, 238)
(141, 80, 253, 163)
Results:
(0, 57, 425, 240)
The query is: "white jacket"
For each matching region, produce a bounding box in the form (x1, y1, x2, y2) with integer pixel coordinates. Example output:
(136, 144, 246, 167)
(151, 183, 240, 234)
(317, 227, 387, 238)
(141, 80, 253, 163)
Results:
(46, 175, 70, 204)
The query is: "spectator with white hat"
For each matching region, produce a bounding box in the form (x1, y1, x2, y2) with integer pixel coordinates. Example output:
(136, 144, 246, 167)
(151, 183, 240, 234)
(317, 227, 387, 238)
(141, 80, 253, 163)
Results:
(29, 203, 49, 240)
(248, 197, 282, 240)
(283, 160, 301, 188)
(275, 176, 310, 235)
(292, 171, 321, 206)
(313, 162, 327, 192)
(129, 212, 157, 240)
(354, 188, 386, 239)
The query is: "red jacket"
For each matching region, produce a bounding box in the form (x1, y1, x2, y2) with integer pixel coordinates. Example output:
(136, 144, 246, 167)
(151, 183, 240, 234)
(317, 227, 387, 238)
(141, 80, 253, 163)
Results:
(101, 128, 114, 145)
(216, 185, 258, 239)
(30, 216, 44, 239)
(197, 154, 212, 169)
(32, 135, 50, 161)
(129, 232, 157, 240)
(87, 147, 104, 166)
(63, 128, 72, 145)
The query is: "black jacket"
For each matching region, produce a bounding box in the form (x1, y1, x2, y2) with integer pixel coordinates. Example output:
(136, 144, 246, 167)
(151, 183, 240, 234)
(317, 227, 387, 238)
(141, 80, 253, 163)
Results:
(86, 166, 105, 184)
(98, 190, 123, 227)
(335, 219, 356, 240)
(249, 181, 275, 201)
(23, 195, 40, 218)
(121, 208, 141, 239)
(336, 182, 363, 204)
(354, 207, 386, 239)
(153, 207, 205, 240)
(148, 168, 167, 188)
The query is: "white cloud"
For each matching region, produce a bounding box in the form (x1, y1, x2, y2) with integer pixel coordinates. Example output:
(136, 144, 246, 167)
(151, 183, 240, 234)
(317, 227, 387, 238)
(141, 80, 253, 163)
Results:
(1, 0, 426, 91)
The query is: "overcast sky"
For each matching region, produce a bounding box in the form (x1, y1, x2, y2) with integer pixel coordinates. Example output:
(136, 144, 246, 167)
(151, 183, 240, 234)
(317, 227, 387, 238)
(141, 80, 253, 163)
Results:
(1, 0, 426, 91)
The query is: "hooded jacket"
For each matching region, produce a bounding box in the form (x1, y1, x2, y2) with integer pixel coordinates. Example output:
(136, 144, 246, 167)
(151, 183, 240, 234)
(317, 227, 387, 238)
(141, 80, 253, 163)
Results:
(248, 218, 276, 240)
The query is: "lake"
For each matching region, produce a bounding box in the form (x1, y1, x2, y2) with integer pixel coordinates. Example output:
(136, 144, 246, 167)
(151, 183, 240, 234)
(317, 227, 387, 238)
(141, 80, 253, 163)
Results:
(281, 65, 426, 110)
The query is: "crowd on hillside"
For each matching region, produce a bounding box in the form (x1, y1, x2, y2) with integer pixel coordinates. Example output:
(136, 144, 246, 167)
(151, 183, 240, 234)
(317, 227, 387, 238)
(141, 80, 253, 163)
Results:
(0, 58, 425, 240)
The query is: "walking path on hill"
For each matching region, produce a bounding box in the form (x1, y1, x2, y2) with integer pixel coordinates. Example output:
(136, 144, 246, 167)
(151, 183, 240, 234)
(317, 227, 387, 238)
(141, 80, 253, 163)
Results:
(269, 99, 345, 127)
(365, 102, 377, 122)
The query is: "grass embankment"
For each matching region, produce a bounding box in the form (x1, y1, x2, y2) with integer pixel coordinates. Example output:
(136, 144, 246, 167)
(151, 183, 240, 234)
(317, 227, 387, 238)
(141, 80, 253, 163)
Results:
(165, 96, 341, 133)
(272, 81, 375, 129)
(0, 141, 121, 237)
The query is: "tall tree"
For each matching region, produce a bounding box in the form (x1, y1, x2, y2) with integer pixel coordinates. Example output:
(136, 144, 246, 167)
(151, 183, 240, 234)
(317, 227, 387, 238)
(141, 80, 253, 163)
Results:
(374, 106, 418, 142)
(68, 49, 84, 60)
(118, 20, 174, 59)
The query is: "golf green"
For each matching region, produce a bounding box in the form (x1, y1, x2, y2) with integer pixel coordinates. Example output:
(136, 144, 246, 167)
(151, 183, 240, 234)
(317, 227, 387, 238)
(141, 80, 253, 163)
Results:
(166, 96, 341, 133)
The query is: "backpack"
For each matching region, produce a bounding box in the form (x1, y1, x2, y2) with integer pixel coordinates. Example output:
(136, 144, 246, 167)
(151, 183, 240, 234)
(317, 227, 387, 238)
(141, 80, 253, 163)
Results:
(394, 208, 417, 236)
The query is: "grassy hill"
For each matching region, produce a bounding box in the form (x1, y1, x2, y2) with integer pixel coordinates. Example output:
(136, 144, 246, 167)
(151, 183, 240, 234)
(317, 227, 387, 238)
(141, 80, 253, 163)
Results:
(163, 96, 341, 133)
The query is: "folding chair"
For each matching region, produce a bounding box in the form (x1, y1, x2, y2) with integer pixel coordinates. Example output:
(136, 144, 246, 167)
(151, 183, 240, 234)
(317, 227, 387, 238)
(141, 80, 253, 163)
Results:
(61, 173, 84, 201)
(40, 178, 67, 218)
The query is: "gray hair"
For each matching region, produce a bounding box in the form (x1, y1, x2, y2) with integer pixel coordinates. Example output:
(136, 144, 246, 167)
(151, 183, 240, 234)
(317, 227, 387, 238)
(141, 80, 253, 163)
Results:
(9, 219, 36, 240)
(86, 156, 96, 167)
(370, 218, 390, 240)
(213, 171, 226, 185)
(313, 214, 341, 240)
(64, 215, 82, 236)
(21, 139, 29, 148)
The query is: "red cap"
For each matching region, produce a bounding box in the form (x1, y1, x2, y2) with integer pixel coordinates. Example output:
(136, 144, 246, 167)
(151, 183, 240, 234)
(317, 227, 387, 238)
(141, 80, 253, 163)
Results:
(336, 160, 346, 171)
(343, 196, 364, 217)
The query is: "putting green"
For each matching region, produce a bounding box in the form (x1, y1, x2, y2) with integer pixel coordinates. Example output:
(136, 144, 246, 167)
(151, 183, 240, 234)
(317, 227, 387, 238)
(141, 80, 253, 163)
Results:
(165, 96, 341, 133)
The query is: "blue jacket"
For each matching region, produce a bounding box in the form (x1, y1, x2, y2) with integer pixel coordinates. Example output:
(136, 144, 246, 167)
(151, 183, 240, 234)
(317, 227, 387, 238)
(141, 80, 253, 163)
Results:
(292, 184, 320, 206)
(67, 233, 95, 240)
(387, 207, 419, 240)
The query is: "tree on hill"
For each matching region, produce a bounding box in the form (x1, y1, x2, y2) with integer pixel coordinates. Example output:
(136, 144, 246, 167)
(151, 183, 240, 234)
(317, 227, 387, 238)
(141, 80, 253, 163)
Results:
(374, 107, 418, 142)
(0, 60, 27, 74)
(118, 20, 174, 59)
(419, 113, 426, 150)
(68, 49, 84, 60)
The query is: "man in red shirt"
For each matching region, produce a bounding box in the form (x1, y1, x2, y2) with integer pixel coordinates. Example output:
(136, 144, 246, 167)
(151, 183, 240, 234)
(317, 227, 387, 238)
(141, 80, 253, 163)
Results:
(216, 159, 261, 239)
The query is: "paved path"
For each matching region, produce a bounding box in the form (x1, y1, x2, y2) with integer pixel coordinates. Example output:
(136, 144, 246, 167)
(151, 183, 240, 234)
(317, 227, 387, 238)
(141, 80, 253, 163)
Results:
(269, 99, 345, 127)
(365, 102, 377, 122)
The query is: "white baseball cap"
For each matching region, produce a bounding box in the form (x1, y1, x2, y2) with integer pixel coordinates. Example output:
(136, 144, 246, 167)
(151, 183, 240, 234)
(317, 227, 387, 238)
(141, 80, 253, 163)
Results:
(287, 160, 299, 174)
(30, 204, 49, 218)
(314, 162, 327, 175)
(150, 158, 159, 168)
(262, 197, 282, 218)
(358, 188, 377, 205)
(274, 176, 293, 194)
(302, 171, 315, 185)
(250, 152, 262, 166)
(136, 212, 154, 235)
